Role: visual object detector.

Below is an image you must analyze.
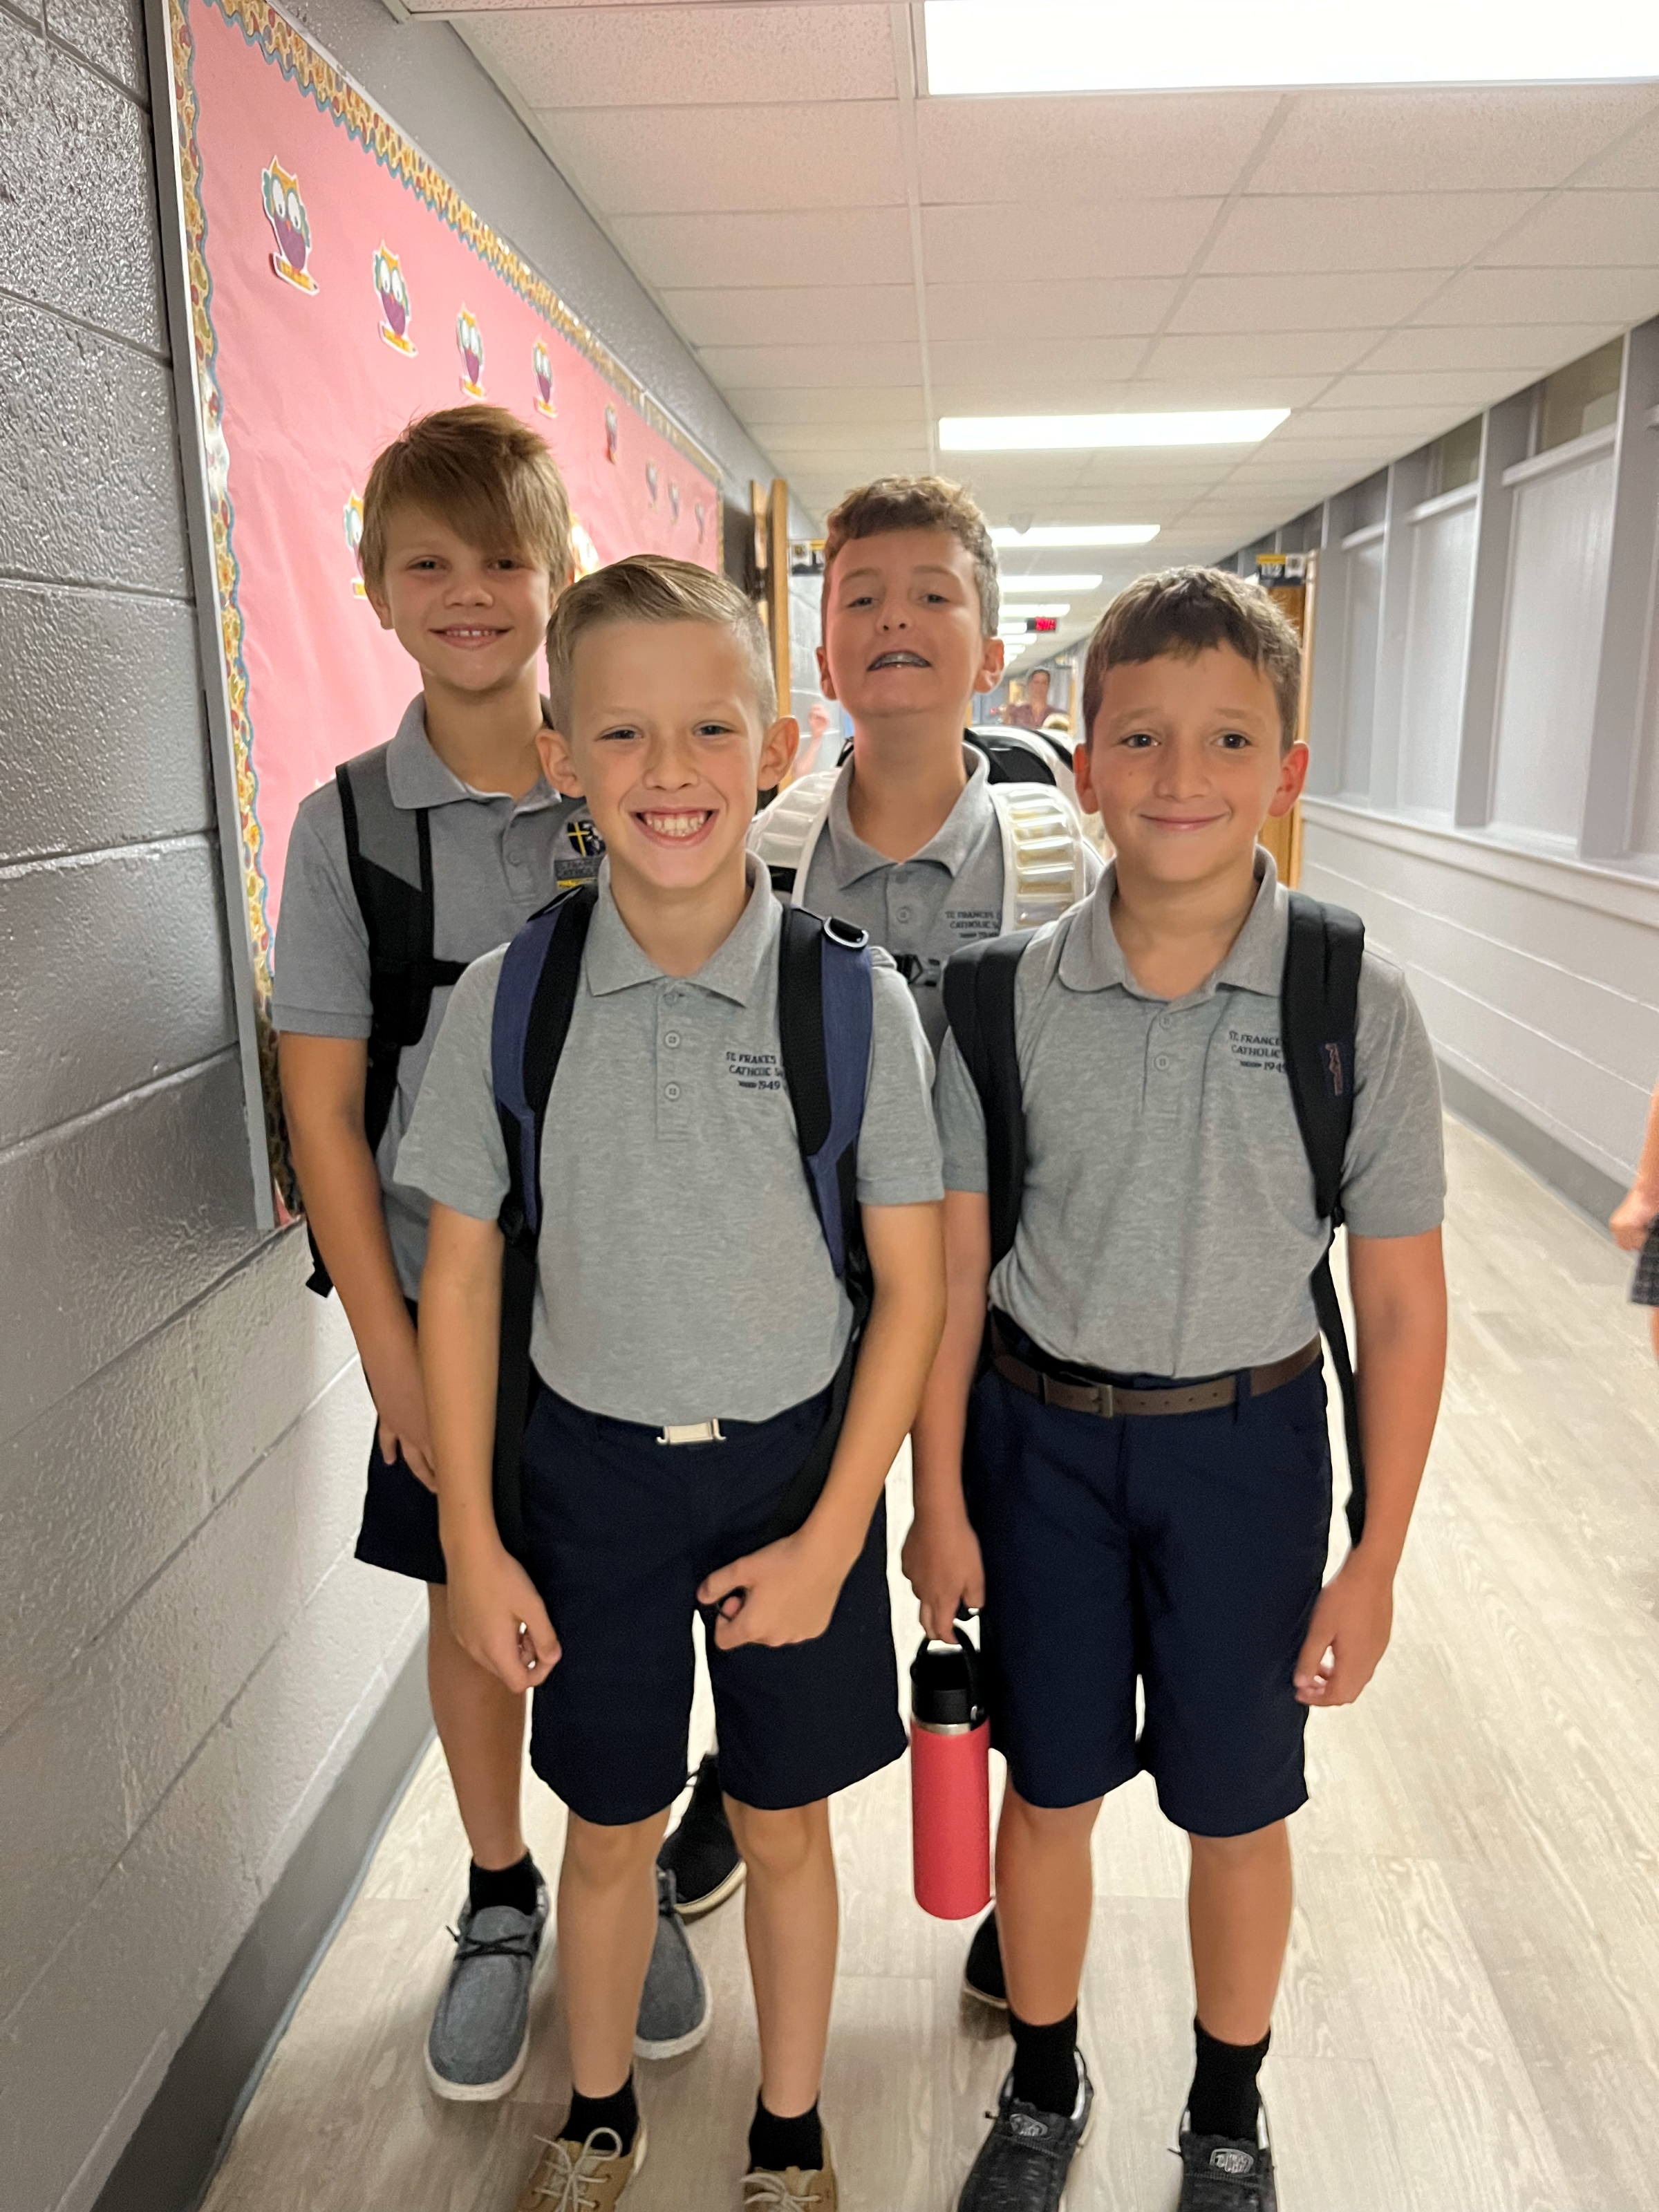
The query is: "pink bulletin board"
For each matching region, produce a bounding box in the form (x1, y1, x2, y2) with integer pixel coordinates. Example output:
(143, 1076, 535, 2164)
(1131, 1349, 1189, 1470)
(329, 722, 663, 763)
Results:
(153, 0, 723, 1210)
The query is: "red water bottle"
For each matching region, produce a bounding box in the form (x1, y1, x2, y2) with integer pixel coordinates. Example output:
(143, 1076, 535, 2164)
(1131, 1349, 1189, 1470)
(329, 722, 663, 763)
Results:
(910, 1627, 991, 1920)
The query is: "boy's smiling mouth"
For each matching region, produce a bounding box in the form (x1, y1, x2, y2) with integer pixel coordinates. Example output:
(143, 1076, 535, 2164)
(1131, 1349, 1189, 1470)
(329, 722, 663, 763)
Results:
(868, 649, 930, 671)
(633, 807, 717, 845)
(433, 623, 510, 649)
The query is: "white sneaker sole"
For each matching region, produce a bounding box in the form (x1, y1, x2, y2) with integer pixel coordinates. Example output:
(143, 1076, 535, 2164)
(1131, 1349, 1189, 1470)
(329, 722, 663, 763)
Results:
(959, 1967, 1009, 2012)
(633, 1961, 713, 2061)
(671, 1859, 747, 1921)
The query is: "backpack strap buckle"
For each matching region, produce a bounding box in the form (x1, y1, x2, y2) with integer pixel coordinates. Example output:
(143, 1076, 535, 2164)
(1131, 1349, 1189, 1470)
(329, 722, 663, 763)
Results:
(657, 1419, 726, 1447)
(823, 915, 869, 950)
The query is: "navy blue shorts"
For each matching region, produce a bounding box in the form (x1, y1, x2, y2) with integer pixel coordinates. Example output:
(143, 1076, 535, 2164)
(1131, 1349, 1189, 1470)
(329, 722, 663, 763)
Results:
(353, 1300, 447, 1585)
(965, 1341, 1332, 1838)
(519, 1379, 906, 1828)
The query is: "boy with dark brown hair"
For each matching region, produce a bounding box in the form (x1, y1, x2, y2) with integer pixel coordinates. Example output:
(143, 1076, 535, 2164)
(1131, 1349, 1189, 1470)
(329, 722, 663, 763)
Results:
(912, 567, 1449, 2211)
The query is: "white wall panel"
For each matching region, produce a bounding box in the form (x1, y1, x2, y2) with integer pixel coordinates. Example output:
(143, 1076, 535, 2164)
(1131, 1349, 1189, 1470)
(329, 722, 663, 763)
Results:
(1338, 538, 1384, 798)
(1490, 451, 1616, 843)
(1398, 502, 1477, 819)
(1626, 490, 1659, 859)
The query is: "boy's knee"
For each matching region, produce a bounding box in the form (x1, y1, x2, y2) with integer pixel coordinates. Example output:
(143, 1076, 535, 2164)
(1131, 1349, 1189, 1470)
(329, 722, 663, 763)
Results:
(725, 1797, 826, 1880)
(1001, 1788, 1100, 1845)
(1188, 1819, 1286, 1868)
(564, 1809, 666, 1884)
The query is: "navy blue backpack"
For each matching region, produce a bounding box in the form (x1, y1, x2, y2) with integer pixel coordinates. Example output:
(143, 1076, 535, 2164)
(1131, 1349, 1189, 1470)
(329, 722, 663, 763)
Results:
(488, 884, 875, 1558)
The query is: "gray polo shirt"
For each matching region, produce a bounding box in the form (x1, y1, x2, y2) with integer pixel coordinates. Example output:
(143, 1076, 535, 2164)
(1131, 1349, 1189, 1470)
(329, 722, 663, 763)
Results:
(786, 748, 1103, 1056)
(935, 853, 1445, 1379)
(271, 696, 597, 1297)
(396, 858, 943, 1428)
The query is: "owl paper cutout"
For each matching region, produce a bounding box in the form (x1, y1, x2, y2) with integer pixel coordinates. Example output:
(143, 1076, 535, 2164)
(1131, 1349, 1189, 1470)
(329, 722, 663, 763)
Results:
(262, 160, 317, 292)
(604, 404, 619, 465)
(374, 246, 415, 354)
(669, 482, 681, 524)
(533, 341, 556, 418)
(646, 460, 659, 507)
(344, 492, 367, 598)
(571, 517, 601, 579)
(456, 307, 486, 397)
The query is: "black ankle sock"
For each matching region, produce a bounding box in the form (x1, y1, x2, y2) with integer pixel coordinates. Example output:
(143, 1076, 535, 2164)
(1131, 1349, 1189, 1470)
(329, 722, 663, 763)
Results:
(1009, 2007, 1079, 2116)
(562, 2076, 638, 2154)
(468, 1853, 541, 1918)
(1188, 2018, 1271, 2141)
(748, 2095, 823, 2173)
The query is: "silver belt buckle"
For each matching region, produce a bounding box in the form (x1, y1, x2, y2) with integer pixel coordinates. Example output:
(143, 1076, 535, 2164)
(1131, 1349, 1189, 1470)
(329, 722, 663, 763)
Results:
(656, 1419, 726, 1447)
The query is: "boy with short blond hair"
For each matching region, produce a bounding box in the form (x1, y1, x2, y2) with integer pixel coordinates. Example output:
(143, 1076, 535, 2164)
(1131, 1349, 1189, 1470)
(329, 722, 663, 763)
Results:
(912, 566, 1449, 2211)
(401, 554, 946, 2208)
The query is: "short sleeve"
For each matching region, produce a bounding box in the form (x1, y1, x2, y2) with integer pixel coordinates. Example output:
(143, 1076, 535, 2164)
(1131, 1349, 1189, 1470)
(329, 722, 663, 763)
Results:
(271, 787, 373, 1039)
(393, 948, 512, 1221)
(855, 956, 944, 1207)
(934, 1029, 991, 1194)
(1340, 953, 1445, 1238)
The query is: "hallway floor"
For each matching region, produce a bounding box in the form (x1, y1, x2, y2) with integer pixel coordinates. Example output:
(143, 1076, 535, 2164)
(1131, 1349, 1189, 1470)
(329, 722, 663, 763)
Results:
(201, 1116, 1659, 2212)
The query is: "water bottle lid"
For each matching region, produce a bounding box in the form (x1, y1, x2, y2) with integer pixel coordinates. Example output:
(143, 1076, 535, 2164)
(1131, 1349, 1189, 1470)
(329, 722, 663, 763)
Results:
(910, 1627, 984, 1728)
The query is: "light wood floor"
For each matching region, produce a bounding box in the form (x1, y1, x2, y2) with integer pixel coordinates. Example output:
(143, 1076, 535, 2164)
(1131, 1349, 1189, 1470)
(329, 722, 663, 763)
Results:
(203, 1116, 1659, 2212)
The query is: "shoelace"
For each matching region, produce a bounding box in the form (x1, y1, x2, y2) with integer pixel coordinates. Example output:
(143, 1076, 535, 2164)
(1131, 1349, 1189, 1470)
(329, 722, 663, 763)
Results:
(526, 2128, 626, 2211)
(742, 2171, 826, 2211)
(445, 1923, 538, 1965)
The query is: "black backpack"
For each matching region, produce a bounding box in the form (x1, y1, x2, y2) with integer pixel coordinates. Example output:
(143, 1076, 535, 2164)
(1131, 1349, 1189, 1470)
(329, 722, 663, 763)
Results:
(304, 749, 467, 1296)
(486, 887, 876, 1559)
(941, 890, 1369, 1541)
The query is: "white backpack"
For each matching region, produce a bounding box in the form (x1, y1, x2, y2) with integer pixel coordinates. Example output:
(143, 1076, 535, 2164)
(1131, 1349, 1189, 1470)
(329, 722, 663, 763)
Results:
(750, 765, 1094, 932)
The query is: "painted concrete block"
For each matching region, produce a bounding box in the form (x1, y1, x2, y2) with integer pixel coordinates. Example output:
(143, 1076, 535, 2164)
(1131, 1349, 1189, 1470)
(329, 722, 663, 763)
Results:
(46, 0, 147, 98)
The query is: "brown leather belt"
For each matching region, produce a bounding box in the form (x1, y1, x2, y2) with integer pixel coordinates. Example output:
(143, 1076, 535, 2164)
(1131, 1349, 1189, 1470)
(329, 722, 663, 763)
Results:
(989, 1315, 1321, 1421)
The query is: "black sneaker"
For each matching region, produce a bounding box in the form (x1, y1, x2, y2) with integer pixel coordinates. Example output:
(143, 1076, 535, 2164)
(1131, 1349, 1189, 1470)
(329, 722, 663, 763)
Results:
(957, 2050, 1094, 2211)
(1177, 2105, 1277, 2211)
(962, 1907, 1007, 2010)
(657, 1753, 745, 1918)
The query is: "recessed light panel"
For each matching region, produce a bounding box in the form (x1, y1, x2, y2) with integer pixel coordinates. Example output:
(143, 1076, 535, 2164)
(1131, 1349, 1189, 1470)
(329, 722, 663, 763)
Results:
(924, 0, 1659, 95)
(943, 411, 1288, 451)
(990, 525, 1161, 548)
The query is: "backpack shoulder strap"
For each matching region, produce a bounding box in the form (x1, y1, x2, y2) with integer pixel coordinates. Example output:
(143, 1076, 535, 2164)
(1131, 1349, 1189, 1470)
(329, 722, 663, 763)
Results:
(942, 930, 1033, 1268)
(966, 727, 1059, 789)
(487, 883, 597, 1558)
(1280, 888, 1368, 1542)
(749, 769, 838, 902)
(987, 782, 1093, 932)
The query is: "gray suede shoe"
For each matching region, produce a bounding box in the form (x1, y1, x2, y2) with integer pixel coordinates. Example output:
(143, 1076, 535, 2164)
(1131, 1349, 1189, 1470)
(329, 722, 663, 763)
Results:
(633, 1868, 711, 2060)
(425, 1882, 550, 2101)
(957, 2050, 1095, 2211)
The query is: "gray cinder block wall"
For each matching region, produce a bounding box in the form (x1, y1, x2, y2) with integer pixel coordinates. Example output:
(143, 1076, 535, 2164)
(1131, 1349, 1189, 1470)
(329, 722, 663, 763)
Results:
(0, 0, 794, 2203)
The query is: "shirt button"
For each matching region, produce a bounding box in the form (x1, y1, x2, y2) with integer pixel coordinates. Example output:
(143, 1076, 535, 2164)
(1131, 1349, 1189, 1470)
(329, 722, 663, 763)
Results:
(894, 906, 915, 924)
(664, 1031, 681, 1048)
(1156, 1054, 1172, 1071)
(664, 988, 682, 1006)
(664, 1082, 682, 1101)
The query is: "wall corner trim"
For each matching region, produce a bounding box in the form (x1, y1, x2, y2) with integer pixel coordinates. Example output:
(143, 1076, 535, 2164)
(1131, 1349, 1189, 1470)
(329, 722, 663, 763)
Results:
(88, 1638, 433, 2212)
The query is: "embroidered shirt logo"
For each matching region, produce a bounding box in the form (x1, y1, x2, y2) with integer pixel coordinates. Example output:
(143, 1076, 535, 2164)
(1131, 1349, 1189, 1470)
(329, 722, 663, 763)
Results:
(1322, 1040, 1347, 1097)
(726, 1050, 783, 1093)
(1228, 1027, 1285, 1074)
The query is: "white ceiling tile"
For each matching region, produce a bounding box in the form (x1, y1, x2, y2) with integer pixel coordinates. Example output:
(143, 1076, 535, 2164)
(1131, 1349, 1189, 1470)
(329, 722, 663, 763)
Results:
(920, 200, 1224, 283)
(1141, 330, 1385, 379)
(1250, 84, 1659, 195)
(1288, 402, 1471, 439)
(694, 340, 921, 386)
(609, 209, 913, 290)
(1204, 191, 1539, 276)
(927, 279, 1179, 344)
(464, 5, 893, 108)
(1356, 323, 1617, 375)
(1478, 190, 1659, 269)
(1170, 270, 1442, 333)
(659, 285, 917, 348)
(917, 91, 1278, 205)
(748, 420, 929, 457)
(1414, 265, 1659, 327)
(928, 337, 1151, 391)
(1116, 373, 1335, 409)
(728, 385, 926, 427)
(1574, 103, 1659, 188)
(1310, 368, 1533, 413)
(534, 102, 904, 214)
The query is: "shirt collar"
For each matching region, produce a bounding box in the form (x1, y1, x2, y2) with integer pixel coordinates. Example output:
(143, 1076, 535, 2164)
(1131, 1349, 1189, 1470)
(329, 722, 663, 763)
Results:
(1058, 847, 1284, 1000)
(583, 853, 780, 1004)
(821, 741, 993, 885)
(383, 695, 561, 814)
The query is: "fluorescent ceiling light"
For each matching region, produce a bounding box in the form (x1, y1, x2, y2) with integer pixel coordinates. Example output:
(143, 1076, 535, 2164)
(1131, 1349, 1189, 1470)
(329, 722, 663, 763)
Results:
(991, 525, 1160, 548)
(1000, 573, 1103, 592)
(943, 410, 1287, 451)
(924, 0, 1659, 94)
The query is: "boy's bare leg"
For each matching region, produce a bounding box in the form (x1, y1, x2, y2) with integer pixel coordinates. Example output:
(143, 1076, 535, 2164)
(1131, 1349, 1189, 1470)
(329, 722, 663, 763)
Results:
(995, 1788, 1103, 2024)
(427, 1583, 528, 1870)
(1650, 1310, 1659, 1363)
(727, 1797, 837, 2117)
(1187, 1822, 1293, 2045)
(559, 1808, 670, 2094)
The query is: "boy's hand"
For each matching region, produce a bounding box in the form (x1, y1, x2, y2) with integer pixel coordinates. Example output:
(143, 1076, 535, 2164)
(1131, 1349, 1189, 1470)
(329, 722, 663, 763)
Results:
(1611, 1183, 1659, 1252)
(365, 1338, 437, 1491)
(901, 1506, 985, 1644)
(698, 1527, 854, 1651)
(444, 1538, 560, 1693)
(1294, 1552, 1394, 1707)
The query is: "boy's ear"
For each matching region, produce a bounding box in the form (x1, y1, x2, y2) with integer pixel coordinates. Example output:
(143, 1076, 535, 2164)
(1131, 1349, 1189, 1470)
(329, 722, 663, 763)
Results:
(364, 579, 395, 632)
(973, 635, 1006, 696)
(760, 715, 799, 793)
(1072, 735, 1098, 818)
(1266, 740, 1311, 821)
(815, 642, 837, 702)
(538, 721, 583, 798)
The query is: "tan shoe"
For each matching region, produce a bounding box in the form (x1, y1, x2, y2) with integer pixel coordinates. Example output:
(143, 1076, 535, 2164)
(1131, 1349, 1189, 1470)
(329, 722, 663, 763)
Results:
(742, 2130, 836, 2211)
(515, 2121, 647, 2211)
